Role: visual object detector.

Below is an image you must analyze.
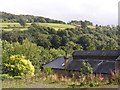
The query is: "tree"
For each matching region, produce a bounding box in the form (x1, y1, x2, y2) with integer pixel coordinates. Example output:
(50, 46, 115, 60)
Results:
(35, 34, 51, 48)
(60, 41, 83, 58)
(77, 35, 91, 50)
(3, 55, 34, 77)
(2, 39, 66, 73)
(50, 48, 65, 58)
(104, 38, 119, 50)
(81, 21, 87, 29)
(2, 39, 43, 73)
(50, 35, 62, 48)
(18, 18, 26, 26)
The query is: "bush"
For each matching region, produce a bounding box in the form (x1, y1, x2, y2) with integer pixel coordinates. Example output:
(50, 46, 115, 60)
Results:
(3, 55, 35, 77)
(14, 76, 22, 79)
(116, 75, 120, 85)
(43, 67, 54, 76)
(89, 82, 98, 87)
(1, 74, 13, 80)
(80, 82, 86, 86)
(80, 61, 93, 75)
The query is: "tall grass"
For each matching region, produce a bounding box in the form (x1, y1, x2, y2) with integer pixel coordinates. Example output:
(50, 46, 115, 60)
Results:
(2, 71, 118, 88)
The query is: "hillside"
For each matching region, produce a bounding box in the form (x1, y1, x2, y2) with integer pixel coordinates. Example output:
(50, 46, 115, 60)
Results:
(0, 12, 65, 24)
(0, 12, 96, 31)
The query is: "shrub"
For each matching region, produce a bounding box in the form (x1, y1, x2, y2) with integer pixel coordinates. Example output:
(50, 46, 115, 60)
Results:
(116, 75, 120, 85)
(43, 67, 54, 76)
(14, 76, 22, 79)
(89, 82, 98, 87)
(1, 74, 13, 80)
(3, 55, 35, 77)
(80, 61, 93, 75)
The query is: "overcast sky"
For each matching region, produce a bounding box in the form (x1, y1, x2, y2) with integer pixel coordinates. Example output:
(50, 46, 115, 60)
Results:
(0, 0, 119, 25)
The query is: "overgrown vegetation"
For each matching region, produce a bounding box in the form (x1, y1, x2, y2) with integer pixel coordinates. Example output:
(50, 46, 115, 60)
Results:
(3, 55, 34, 77)
(80, 61, 93, 75)
(2, 39, 65, 73)
(1, 12, 120, 88)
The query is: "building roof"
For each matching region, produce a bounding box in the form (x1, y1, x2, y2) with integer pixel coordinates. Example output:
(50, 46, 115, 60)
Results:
(73, 50, 120, 60)
(43, 57, 115, 74)
(43, 50, 120, 74)
(73, 50, 120, 57)
(43, 57, 72, 70)
(67, 59, 115, 74)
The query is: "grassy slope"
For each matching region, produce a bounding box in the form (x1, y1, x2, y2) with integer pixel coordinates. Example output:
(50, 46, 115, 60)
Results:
(0, 23, 76, 31)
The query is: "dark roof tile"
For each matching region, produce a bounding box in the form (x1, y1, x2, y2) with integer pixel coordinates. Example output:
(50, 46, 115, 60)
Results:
(43, 57, 115, 74)
(43, 50, 120, 74)
(73, 50, 120, 57)
(43, 57, 72, 70)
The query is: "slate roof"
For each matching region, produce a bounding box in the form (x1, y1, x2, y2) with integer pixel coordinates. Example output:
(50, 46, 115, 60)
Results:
(73, 50, 120, 57)
(43, 57, 72, 70)
(73, 50, 120, 60)
(43, 57, 115, 74)
(67, 59, 115, 74)
(43, 50, 120, 74)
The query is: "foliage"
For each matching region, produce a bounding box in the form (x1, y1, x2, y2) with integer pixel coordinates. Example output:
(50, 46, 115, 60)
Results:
(3, 55, 35, 77)
(3, 24, 119, 50)
(80, 61, 93, 75)
(2, 39, 65, 73)
(43, 67, 54, 75)
(111, 71, 120, 85)
(18, 18, 26, 26)
(1, 12, 65, 24)
(115, 75, 120, 85)
(14, 76, 22, 79)
(68, 20, 93, 26)
(50, 48, 65, 58)
(1, 74, 14, 80)
(60, 41, 83, 57)
(2, 39, 42, 72)
(2, 22, 119, 50)
(1, 12, 120, 85)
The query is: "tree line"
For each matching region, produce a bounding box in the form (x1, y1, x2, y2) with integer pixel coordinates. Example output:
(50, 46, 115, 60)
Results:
(2, 23, 120, 50)
(0, 12, 65, 24)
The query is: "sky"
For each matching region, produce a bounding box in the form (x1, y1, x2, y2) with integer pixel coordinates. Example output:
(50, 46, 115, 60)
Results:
(0, 0, 119, 25)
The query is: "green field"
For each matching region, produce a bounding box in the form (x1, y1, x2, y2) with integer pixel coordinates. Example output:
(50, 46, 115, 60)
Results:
(38, 23, 76, 30)
(0, 23, 76, 31)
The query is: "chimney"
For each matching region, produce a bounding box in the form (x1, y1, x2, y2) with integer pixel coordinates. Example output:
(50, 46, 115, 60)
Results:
(64, 56, 69, 70)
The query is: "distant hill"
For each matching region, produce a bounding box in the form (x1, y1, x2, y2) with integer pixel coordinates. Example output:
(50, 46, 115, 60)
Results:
(0, 12, 66, 24)
(0, 12, 95, 31)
